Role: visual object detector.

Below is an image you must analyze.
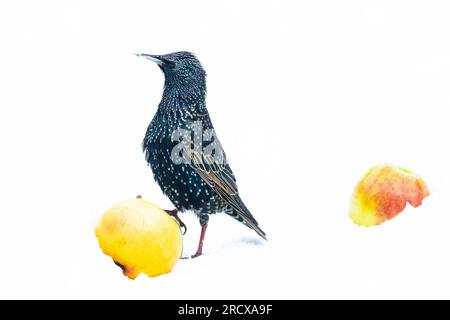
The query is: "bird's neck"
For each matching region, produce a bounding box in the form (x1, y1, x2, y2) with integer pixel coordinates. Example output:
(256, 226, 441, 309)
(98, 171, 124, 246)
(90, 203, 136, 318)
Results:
(163, 79, 206, 101)
(158, 82, 208, 117)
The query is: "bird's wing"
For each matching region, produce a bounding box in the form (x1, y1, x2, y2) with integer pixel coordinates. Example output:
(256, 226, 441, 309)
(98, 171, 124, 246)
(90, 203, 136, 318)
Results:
(189, 150, 259, 227)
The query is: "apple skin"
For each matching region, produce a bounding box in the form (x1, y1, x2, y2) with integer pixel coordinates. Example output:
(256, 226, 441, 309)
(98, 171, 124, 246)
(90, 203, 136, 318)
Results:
(350, 164, 429, 227)
(95, 198, 183, 279)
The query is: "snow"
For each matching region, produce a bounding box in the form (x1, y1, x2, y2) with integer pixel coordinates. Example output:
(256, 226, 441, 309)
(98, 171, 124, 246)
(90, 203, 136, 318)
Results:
(1, 0, 450, 299)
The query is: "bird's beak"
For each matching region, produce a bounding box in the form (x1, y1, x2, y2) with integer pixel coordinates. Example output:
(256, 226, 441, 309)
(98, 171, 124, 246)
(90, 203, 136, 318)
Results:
(135, 53, 164, 66)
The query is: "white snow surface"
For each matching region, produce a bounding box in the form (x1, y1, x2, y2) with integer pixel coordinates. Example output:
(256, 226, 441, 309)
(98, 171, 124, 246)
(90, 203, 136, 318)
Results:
(1, 0, 450, 299)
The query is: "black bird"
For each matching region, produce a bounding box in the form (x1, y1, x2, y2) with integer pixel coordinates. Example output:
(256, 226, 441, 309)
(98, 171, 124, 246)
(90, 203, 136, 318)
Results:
(137, 51, 266, 258)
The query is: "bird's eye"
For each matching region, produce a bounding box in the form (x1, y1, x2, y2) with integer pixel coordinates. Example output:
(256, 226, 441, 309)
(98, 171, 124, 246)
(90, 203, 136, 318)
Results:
(163, 60, 176, 69)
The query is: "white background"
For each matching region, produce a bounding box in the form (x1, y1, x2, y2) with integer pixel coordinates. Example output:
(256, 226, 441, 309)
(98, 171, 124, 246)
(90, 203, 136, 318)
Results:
(0, 0, 449, 299)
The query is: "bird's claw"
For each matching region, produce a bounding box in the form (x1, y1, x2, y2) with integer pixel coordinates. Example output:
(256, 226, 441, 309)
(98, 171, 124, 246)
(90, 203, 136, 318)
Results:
(180, 253, 202, 260)
(178, 221, 187, 235)
(165, 209, 187, 235)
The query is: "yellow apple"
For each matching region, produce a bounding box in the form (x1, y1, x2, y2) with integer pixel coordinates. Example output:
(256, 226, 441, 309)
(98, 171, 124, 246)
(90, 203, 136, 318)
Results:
(95, 197, 183, 279)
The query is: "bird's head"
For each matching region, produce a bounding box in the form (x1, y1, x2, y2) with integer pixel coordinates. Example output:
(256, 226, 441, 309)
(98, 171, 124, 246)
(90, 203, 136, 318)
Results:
(136, 51, 206, 97)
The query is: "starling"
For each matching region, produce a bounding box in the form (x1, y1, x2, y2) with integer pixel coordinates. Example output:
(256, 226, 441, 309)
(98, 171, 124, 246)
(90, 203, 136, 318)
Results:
(137, 51, 266, 258)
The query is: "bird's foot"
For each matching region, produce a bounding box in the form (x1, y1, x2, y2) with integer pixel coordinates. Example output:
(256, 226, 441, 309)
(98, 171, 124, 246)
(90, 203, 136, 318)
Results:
(179, 214, 208, 260)
(165, 209, 187, 235)
(180, 252, 203, 260)
(190, 252, 202, 259)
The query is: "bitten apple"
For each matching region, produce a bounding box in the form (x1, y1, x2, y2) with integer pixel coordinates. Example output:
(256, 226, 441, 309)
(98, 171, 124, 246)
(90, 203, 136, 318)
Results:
(350, 164, 429, 227)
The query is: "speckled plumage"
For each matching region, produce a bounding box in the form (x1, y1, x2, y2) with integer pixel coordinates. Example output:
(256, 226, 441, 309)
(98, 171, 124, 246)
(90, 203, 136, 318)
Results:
(140, 51, 266, 243)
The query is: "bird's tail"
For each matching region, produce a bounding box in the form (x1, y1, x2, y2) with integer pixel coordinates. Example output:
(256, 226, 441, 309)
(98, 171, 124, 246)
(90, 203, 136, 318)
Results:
(224, 197, 267, 241)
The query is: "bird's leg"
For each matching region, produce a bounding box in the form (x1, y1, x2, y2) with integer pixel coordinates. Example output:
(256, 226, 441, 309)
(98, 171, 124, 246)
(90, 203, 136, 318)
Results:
(191, 214, 209, 259)
(165, 209, 187, 235)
